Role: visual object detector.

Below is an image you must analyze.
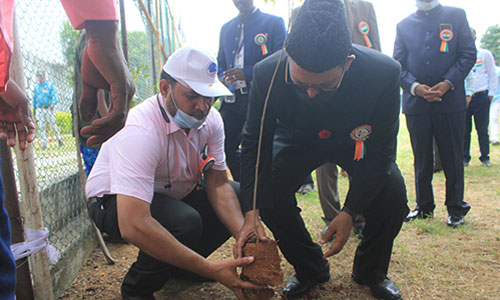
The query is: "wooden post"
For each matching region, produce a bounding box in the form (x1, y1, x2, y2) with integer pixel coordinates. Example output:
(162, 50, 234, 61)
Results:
(155, 0, 163, 71)
(148, 0, 158, 91)
(11, 10, 54, 300)
(1, 141, 35, 300)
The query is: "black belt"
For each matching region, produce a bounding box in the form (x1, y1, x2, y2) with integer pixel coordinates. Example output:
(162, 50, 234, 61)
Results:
(472, 90, 488, 97)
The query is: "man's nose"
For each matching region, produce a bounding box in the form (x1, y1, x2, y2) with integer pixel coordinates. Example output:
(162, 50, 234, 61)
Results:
(307, 88, 319, 99)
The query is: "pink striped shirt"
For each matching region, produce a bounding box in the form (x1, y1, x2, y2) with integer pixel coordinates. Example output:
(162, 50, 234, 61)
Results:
(86, 94, 227, 203)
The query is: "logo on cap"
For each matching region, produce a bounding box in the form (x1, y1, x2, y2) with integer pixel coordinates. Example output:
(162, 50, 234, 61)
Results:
(207, 62, 217, 77)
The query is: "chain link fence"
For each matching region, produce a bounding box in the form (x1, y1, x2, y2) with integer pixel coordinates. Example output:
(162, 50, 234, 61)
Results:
(10, 0, 174, 295)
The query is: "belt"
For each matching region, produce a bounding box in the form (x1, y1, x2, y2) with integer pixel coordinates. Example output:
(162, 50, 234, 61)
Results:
(472, 90, 488, 97)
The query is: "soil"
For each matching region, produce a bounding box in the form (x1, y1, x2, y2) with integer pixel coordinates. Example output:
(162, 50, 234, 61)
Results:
(240, 239, 283, 300)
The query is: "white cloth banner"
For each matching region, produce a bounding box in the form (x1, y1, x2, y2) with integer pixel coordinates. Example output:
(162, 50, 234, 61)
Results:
(10, 227, 58, 264)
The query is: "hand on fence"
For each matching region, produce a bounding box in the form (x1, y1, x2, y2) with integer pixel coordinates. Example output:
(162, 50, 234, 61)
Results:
(79, 20, 135, 148)
(0, 81, 36, 150)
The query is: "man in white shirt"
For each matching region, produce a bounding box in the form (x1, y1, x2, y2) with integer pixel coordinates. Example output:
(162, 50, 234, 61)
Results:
(464, 28, 498, 167)
(87, 47, 259, 300)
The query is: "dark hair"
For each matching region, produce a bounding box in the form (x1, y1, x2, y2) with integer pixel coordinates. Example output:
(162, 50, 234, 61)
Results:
(160, 70, 177, 85)
(285, 0, 351, 72)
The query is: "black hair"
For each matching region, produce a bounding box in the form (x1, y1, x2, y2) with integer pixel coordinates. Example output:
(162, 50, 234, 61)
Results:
(285, 0, 352, 73)
(160, 70, 177, 85)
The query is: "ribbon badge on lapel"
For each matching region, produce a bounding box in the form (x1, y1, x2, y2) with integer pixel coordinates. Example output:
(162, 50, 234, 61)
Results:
(350, 125, 372, 161)
(439, 29, 453, 53)
(254, 33, 269, 56)
(358, 21, 372, 48)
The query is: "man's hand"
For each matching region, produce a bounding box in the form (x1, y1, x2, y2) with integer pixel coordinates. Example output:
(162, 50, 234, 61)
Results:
(206, 257, 263, 299)
(489, 95, 494, 101)
(429, 81, 452, 100)
(234, 210, 268, 259)
(415, 84, 442, 102)
(223, 68, 245, 86)
(0, 81, 36, 150)
(466, 96, 472, 107)
(320, 212, 353, 258)
(79, 20, 135, 148)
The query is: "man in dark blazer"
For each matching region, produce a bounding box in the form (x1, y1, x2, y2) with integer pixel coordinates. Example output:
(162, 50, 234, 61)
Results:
(393, 0, 476, 227)
(217, 0, 286, 181)
(235, 1, 408, 299)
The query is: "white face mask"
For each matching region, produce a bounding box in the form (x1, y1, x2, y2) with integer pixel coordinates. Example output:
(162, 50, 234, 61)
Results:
(416, 0, 440, 12)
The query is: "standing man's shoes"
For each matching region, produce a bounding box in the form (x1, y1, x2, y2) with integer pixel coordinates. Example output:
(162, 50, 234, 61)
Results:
(481, 159, 492, 167)
(353, 276, 403, 300)
(446, 215, 465, 227)
(405, 209, 433, 222)
(492, 141, 500, 146)
(280, 271, 330, 299)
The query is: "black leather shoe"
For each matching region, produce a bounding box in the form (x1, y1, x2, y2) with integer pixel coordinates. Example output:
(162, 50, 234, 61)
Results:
(446, 215, 465, 228)
(405, 209, 433, 222)
(353, 276, 402, 300)
(280, 271, 330, 299)
(121, 285, 155, 300)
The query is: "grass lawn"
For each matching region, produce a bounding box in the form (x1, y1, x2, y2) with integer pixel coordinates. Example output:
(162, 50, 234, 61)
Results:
(61, 114, 500, 300)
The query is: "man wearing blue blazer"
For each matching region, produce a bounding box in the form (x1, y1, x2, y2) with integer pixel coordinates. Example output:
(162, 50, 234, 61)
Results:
(393, 0, 476, 227)
(217, 0, 286, 181)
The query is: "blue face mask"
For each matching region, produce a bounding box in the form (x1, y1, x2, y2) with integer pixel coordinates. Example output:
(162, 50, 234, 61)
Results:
(170, 92, 207, 129)
(416, 0, 440, 12)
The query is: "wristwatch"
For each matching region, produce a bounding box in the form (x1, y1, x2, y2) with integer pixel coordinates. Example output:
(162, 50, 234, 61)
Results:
(341, 206, 359, 222)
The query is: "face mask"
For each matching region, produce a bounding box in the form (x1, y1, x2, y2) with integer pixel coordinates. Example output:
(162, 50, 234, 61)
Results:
(170, 92, 207, 129)
(416, 0, 440, 12)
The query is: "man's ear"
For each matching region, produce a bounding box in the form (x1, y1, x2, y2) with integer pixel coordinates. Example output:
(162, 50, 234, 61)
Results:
(159, 79, 170, 96)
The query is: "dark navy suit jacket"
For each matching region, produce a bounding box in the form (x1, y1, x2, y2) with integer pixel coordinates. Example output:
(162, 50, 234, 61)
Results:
(217, 9, 286, 83)
(241, 46, 402, 214)
(394, 5, 476, 115)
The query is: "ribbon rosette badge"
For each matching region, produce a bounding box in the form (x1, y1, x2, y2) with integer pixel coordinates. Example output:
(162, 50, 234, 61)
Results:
(254, 33, 269, 56)
(358, 21, 372, 48)
(439, 29, 453, 53)
(350, 125, 372, 161)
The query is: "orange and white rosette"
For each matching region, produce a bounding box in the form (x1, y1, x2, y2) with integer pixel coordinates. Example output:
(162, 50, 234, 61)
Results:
(350, 125, 372, 161)
(358, 21, 372, 48)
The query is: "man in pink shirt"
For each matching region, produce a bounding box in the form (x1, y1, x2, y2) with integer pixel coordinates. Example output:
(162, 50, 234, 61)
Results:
(87, 47, 260, 300)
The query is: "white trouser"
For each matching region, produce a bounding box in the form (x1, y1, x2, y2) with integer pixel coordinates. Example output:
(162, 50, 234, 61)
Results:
(36, 108, 61, 147)
(490, 100, 500, 143)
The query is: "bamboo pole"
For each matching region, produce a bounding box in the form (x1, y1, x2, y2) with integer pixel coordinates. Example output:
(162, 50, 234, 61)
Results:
(11, 11, 54, 300)
(155, 0, 163, 72)
(148, 0, 158, 91)
(71, 37, 115, 264)
(136, 0, 168, 59)
(0, 141, 34, 300)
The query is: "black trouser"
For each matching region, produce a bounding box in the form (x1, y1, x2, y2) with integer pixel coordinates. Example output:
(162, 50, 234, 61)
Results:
(261, 161, 408, 284)
(406, 111, 470, 217)
(89, 182, 240, 297)
(219, 93, 249, 182)
(464, 92, 491, 162)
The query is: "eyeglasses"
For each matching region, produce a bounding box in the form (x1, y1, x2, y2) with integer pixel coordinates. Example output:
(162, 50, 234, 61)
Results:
(284, 57, 350, 93)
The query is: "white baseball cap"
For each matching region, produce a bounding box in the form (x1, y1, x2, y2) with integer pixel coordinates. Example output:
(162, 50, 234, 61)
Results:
(163, 46, 232, 97)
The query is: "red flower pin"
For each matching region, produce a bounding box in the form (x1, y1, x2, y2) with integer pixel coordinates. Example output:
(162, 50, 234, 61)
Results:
(318, 129, 331, 139)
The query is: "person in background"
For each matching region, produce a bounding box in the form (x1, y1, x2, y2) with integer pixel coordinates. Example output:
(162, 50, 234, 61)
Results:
(217, 0, 286, 181)
(490, 59, 500, 146)
(33, 70, 63, 149)
(463, 28, 498, 167)
(393, 0, 476, 227)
